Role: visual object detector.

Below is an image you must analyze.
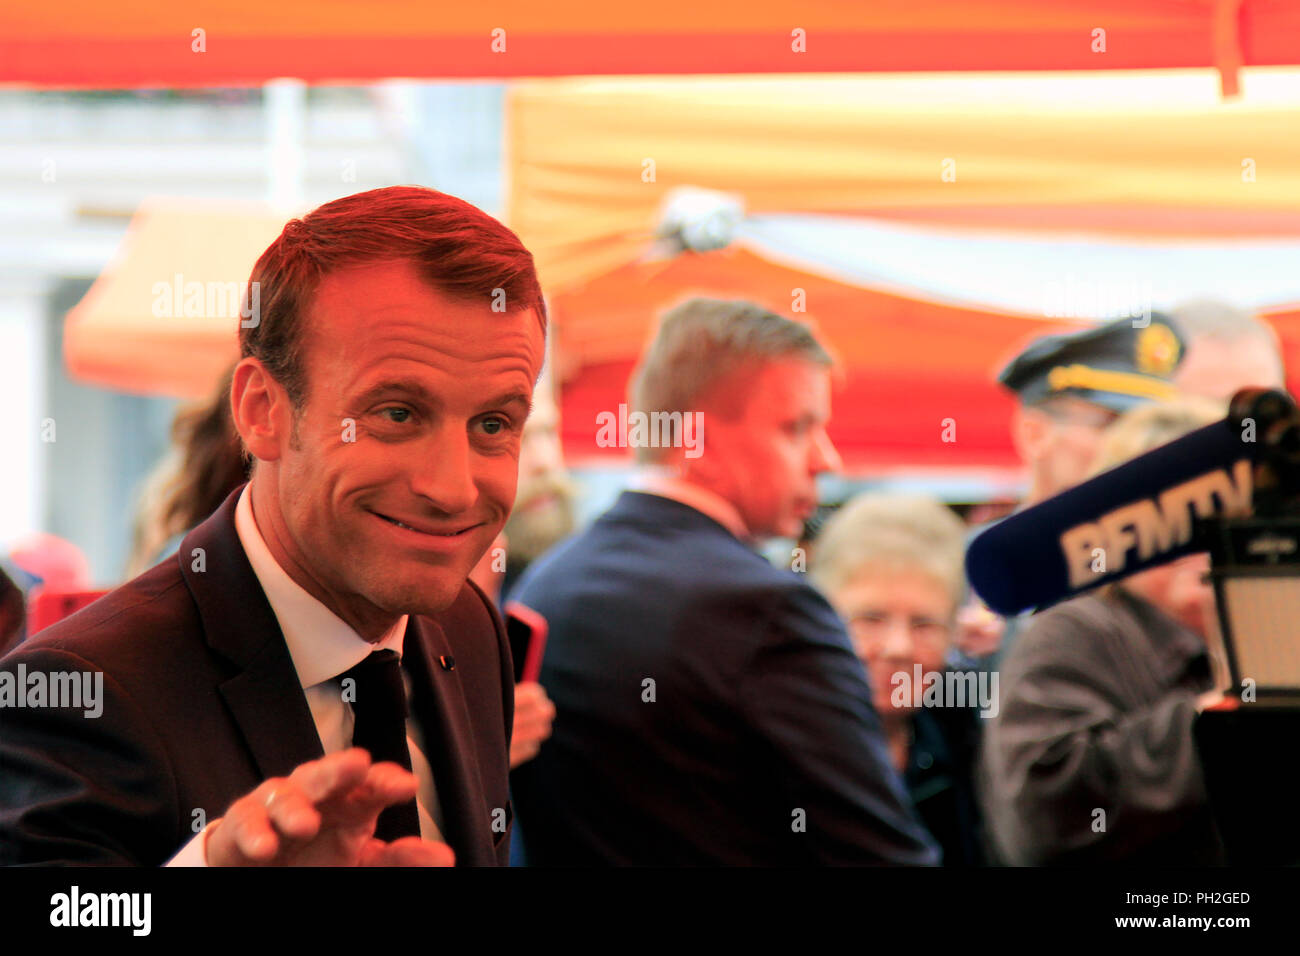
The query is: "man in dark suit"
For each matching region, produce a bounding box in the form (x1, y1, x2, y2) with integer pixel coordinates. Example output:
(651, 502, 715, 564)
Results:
(0, 185, 547, 866)
(510, 298, 940, 865)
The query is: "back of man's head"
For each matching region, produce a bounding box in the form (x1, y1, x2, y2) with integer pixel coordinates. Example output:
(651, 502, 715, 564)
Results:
(1169, 299, 1286, 402)
(629, 297, 832, 466)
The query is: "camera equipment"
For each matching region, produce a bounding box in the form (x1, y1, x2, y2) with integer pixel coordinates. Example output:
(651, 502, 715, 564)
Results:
(1200, 387, 1300, 701)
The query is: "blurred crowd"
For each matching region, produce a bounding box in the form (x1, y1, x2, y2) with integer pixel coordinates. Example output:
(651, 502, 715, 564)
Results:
(1, 292, 1284, 866)
(503, 295, 1281, 865)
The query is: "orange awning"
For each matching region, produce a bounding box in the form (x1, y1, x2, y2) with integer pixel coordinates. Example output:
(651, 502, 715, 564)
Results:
(5, 1, 1300, 88)
(549, 245, 1300, 472)
(63, 200, 284, 398)
(501, 71, 1300, 469)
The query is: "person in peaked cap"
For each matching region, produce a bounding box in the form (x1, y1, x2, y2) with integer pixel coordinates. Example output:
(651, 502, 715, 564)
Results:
(950, 316, 1188, 708)
(999, 314, 1186, 508)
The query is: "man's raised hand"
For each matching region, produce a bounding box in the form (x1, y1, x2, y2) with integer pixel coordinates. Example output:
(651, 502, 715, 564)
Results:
(205, 748, 455, 866)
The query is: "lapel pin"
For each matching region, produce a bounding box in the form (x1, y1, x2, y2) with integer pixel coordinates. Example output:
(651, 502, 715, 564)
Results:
(439, 655, 455, 671)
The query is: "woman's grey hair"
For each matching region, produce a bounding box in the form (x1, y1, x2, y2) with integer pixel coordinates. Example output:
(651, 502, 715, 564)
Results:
(810, 492, 968, 611)
(629, 297, 832, 464)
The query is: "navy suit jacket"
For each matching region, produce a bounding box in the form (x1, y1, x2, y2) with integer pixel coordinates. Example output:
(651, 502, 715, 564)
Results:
(510, 491, 940, 865)
(0, 486, 514, 866)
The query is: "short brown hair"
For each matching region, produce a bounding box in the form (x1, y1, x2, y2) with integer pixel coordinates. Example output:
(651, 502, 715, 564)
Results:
(239, 185, 547, 407)
(629, 298, 832, 463)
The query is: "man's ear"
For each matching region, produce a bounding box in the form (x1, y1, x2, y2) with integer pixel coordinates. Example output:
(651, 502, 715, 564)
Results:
(1010, 404, 1051, 464)
(231, 357, 288, 463)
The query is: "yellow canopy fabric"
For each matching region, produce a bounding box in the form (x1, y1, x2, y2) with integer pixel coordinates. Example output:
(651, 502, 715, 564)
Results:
(505, 71, 1300, 296)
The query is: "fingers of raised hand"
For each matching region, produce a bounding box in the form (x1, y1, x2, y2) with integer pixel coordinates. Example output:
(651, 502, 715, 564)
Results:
(210, 750, 373, 864)
(324, 760, 420, 828)
(262, 782, 323, 843)
(286, 747, 372, 804)
(218, 777, 317, 864)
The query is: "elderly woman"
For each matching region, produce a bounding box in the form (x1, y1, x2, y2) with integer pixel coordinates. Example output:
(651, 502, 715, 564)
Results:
(979, 395, 1228, 865)
(811, 493, 986, 865)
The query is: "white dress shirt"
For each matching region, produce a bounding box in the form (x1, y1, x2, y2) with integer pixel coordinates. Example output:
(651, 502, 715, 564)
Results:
(167, 484, 442, 865)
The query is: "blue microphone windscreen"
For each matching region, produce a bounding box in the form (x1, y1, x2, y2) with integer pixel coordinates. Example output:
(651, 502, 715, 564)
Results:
(966, 419, 1255, 615)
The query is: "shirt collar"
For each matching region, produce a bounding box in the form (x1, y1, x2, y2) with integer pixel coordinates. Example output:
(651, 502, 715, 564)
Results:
(234, 483, 408, 689)
(628, 469, 751, 542)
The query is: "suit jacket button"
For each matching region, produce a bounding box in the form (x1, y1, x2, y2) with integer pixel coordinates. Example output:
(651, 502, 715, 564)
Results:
(439, 655, 455, 671)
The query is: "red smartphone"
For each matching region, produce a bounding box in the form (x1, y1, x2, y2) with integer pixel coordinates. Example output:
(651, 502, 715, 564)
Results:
(504, 600, 549, 685)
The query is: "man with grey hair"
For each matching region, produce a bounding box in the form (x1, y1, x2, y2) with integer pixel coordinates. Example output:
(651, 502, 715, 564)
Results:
(1169, 298, 1287, 402)
(508, 297, 940, 865)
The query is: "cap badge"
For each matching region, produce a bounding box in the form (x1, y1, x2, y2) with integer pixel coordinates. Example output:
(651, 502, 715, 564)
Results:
(1136, 323, 1181, 377)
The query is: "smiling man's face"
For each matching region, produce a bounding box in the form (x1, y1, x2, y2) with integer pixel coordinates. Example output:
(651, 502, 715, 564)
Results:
(237, 259, 544, 637)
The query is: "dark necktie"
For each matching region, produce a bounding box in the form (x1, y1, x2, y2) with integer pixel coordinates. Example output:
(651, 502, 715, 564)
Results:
(340, 649, 421, 841)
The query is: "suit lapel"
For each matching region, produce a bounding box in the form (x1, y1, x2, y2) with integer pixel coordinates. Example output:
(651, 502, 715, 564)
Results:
(402, 615, 492, 865)
(181, 486, 495, 859)
(180, 485, 324, 781)
(217, 646, 326, 780)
